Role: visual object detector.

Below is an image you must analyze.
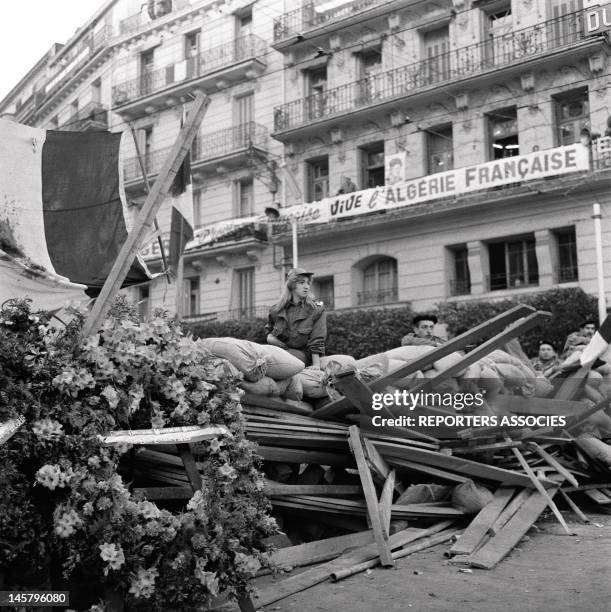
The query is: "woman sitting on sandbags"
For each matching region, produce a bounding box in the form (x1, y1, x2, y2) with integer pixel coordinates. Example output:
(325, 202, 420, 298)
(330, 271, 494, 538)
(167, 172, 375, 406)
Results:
(266, 268, 327, 369)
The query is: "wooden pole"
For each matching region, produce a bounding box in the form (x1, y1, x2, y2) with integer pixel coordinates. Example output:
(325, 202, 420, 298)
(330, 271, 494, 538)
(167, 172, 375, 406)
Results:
(82, 92, 209, 338)
(129, 125, 170, 282)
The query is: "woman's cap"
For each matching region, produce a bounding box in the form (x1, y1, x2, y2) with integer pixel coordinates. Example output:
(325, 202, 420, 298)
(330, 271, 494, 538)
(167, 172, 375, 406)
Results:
(286, 267, 314, 281)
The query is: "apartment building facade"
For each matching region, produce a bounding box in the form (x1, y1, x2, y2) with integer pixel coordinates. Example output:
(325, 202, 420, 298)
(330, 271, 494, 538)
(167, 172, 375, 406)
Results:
(1, 0, 610, 322)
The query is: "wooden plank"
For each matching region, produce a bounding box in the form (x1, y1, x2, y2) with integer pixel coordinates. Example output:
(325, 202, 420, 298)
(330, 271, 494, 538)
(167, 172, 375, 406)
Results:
(269, 530, 375, 569)
(82, 92, 209, 337)
(509, 446, 572, 535)
(348, 426, 394, 566)
(236, 594, 257, 612)
(362, 437, 405, 493)
(242, 393, 313, 416)
(256, 445, 354, 467)
(563, 482, 611, 493)
(488, 489, 531, 536)
(449, 487, 515, 556)
(372, 440, 557, 488)
(0, 416, 25, 445)
(466, 487, 559, 569)
(379, 469, 395, 534)
(559, 490, 591, 524)
(178, 443, 203, 491)
(554, 366, 589, 400)
(253, 526, 440, 608)
(312, 304, 536, 419)
(526, 442, 579, 487)
(334, 372, 381, 418)
(263, 481, 362, 496)
(407, 311, 551, 397)
(103, 424, 229, 446)
(583, 489, 611, 505)
(383, 456, 469, 483)
(358, 417, 440, 446)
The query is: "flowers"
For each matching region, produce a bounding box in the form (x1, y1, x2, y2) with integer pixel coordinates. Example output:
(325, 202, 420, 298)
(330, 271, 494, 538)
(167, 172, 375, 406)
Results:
(218, 463, 237, 481)
(128, 567, 159, 599)
(35, 464, 72, 490)
(234, 552, 262, 576)
(54, 508, 82, 538)
(99, 543, 126, 575)
(32, 418, 64, 440)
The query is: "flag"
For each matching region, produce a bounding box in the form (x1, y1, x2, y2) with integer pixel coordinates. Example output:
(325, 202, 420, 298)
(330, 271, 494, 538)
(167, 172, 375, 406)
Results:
(168, 118, 194, 272)
(0, 118, 151, 299)
(580, 315, 611, 367)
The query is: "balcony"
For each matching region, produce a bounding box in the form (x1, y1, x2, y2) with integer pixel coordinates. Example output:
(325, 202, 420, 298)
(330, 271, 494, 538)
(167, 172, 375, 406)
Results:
(38, 26, 113, 111)
(273, 11, 600, 139)
(357, 287, 398, 306)
(118, 0, 192, 37)
(272, 0, 411, 50)
(191, 122, 268, 176)
(112, 35, 267, 118)
(124, 122, 268, 186)
(58, 102, 109, 132)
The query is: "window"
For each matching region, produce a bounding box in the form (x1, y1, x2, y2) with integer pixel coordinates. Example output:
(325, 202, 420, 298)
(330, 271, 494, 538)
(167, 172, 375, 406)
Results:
(306, 157, 329, 201)
(484, 5, 512, 66)
(236, 268, 255, 319)
(141, 126, 154, 172)
(360, 143, 385, 188)
(138, 286, 150, 320)
(554, 227, 578, 282)
(423, 26, 449, 85)
(305, 66, 327, 120)
(555, 88, 589, 146)
(488, 236, 539, 291)
(548, 0, 583, 48)
(427, 125, 453, 174)
(313, 277, 334, 310)
(185, 31, 200, 78)
(234, 93, 254, 146)
(184, 276, 200, 316)
(449, 246, 471, 296)
(357, 47, 382, 102)
(488, 107, 519, 159)
(237, 9, 252, 37)
(140, 50, 154, 95)
(358, 258, 398, 305)
(235, 178, 254, 217)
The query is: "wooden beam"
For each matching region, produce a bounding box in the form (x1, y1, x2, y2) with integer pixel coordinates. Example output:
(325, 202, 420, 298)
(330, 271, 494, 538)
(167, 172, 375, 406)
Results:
(559, 490, 591, 524)
(312, 305, 535, 419)
(466, 487, 559, 569)
(348, 426, 394, 566)
(256, 445, 355, 467)
(133, 486, 193, 500)
(82, 92, 209, 337)
(379, 469, 395, 534)
(449, 487, 515, 556)
(263, 481, 362, 496)
(362, 436, 405, 493)
(526, 442, 579, 487)
(404, 311, 551, 397)
(178, 443, 203, 491)
(488, 488, 531, 536)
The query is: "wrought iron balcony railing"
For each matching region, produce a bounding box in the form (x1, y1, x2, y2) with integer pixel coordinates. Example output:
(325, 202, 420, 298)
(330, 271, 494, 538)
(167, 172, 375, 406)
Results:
(119, 0, 192, 36)
(59, 102, 109, 131)
(193, 122, 268, 162)
(274, 11, 587, 132)
(112, 35, 267, 106)
(486, 273, 539, 292)
(357, 287, 398, 306)
(273, 0, 381, 42)
(555, 265, 579, 283)
(124, 122, 267, 182)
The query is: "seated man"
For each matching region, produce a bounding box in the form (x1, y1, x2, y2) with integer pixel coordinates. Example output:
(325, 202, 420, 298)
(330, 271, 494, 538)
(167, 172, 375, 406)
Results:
(562, 319, 597, 361)
(401, 314, 445, 347)
(530, 341, 561, 378)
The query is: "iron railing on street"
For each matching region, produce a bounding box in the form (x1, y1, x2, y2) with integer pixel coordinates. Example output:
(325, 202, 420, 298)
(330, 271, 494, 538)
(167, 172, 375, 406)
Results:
(274, 11, 586, 131)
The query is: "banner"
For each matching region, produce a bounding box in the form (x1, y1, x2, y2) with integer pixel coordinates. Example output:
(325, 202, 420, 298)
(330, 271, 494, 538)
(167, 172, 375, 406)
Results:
(171, 143, 589, 257)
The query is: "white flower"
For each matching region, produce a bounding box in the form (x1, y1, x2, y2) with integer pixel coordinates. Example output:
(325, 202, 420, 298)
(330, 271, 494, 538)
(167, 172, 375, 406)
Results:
(54, 509, 82, 538)
(101, 385, 120, 409)
(218, 463, 237, 480)
(138, 501, 162, 520)
(35, 464, 62, 490)
(32, 419, 64, 440)
(234, 553, 261, 576)
(128, 567, 158, 599)
(99, 543, 125, 575)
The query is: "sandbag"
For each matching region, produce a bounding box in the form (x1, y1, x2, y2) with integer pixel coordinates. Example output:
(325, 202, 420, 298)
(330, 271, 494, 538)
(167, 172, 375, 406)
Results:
(387, 358, 408, 374)
(433, 351, 465, 373)
(257, 344, 305, 380)
(396, 484, 452, 505)
(239, 376, 282, 396)
(385, 345, 435, 362)
(297, 367, 329, 399)
(201, 337, 267, 382)
(577, 433, 611, 467)
(282, 375, 303, 401)
(451, 479, 494, 513)
(356, 353, 389, 381)
(320, 354, 358, 375)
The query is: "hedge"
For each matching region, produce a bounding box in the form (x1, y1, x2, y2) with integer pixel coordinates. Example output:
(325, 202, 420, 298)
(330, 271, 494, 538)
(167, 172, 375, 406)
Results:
(435, 287, 598, 358)
(185, 288, 599, 361)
